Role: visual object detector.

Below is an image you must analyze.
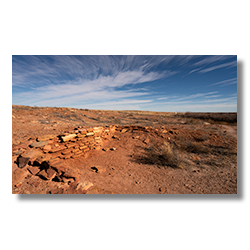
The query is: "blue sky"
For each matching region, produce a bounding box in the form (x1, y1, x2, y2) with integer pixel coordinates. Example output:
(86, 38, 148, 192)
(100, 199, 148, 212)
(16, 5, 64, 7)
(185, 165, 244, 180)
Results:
(12, 55, 237, 112)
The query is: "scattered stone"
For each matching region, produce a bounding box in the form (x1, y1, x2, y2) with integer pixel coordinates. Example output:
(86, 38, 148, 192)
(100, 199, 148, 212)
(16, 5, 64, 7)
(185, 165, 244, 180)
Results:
(50, 162, 68, 175)
(30, 141, 49, 148)
(46, 168, 57, 180)
(13, 149, 24, 156)
(17, 156, 30, 168)
(63, 168, 80, 179)
(61, 177, 75, 184)
(143, 138, 150, 144)
(102, 148, 110, 152)
(28, 166, 40, 175)
(91, 166, 106, 173)
(76, 181, 93, 191)
(121, 129, 127, 133)
(21, 148, 43, 158)
(162, 130, 168, 133)
(159, 187, 165, 193)
(110, 147, 116, 151)
(38, 170, 49, 180)
(13, 168, 29, 185)
(15, 182, 22, 188)
(112, 135, 120, 140)
(204, 122, 210, 125)
(132, 136, 140, 139)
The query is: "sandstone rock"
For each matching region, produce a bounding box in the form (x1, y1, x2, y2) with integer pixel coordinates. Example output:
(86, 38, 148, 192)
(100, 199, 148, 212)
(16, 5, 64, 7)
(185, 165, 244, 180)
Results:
(43, 144, 51, 151)
(38, 169, 49, 180)
(61, 177, 75, 184)
(35, 154, 52, 165)
(61, 134, 77, 142)
(73, 150, 83, 155)
(37, 135, 56, 141)
(76, 181, 93, 191)
(60, 153, 74, 159)
(71, 153, 84, 158)
(13, 168, 29, 185)
(30, 141, 49, 148)
(49, 145, 66, 153)
(50, 162, 68, 175)
(46, 168, 57, 179)
(17, 156, 30, 168)
(132, 136, 140, 139)
(91, 166, 106, 173)
(28, 166, 40, 175)
(93, 127, 103, 130)
(15, 182, 22, 188)
(61, 148, 73, 155)
(63, 168, 80, 179)
(86, 132, 94, 136)
(65, 143, 75, 148)
(21, 148, 43, 158)
(48, 157, 61, 165)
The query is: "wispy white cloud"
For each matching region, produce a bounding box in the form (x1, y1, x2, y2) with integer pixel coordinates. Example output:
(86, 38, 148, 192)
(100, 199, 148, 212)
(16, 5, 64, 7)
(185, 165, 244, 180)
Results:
(198, 61, 236, 73)
(209, 77, 237, 87)
(192, 55, 233, 67)
(173, 91, 218, 101)
(12, 55, 237, 111)
(187, 56, 236, 75)
(13, 69, 166, 107)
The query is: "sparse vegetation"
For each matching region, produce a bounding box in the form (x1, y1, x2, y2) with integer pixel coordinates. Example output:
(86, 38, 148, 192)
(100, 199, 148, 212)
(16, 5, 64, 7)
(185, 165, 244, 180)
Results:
(138, 141, 184, 169)
(179, 112, 237, 125)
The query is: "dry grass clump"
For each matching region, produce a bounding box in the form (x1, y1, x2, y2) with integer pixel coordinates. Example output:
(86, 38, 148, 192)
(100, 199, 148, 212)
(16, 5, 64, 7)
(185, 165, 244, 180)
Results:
(145, 141, 184, 169)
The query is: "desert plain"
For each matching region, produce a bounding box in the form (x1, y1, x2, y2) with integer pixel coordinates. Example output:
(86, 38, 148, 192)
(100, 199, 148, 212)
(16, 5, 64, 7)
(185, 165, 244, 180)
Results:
(12, 105, 237, 194)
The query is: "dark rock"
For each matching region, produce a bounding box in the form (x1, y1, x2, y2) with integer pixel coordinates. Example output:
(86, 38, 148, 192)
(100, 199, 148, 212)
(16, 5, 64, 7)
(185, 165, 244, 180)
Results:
(17, 156, 30, 168)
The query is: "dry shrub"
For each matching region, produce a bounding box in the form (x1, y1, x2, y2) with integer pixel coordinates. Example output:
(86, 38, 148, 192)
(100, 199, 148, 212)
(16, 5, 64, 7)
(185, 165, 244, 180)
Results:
(178, 140, 211, 154)
(181, 112, 237, 125)
(146, 142, 184, 169)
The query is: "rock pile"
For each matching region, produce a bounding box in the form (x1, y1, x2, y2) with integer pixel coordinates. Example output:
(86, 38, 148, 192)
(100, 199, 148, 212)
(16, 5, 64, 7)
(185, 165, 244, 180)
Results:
(13, 125, 116, 184)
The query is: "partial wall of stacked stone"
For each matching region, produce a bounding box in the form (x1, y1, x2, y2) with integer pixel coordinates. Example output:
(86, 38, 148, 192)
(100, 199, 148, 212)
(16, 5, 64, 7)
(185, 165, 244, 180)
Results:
(14, 125, 117, 183)
(13, 125, 164, 184)
(47, 126, 115, 158)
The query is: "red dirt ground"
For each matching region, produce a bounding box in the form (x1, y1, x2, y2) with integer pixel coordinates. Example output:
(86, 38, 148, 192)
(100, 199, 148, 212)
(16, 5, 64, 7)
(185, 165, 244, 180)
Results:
(12, 105, 237, 194)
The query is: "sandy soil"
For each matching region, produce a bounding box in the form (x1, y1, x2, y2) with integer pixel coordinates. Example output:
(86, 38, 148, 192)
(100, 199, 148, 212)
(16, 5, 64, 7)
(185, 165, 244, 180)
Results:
(12, 105, 237, 194)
